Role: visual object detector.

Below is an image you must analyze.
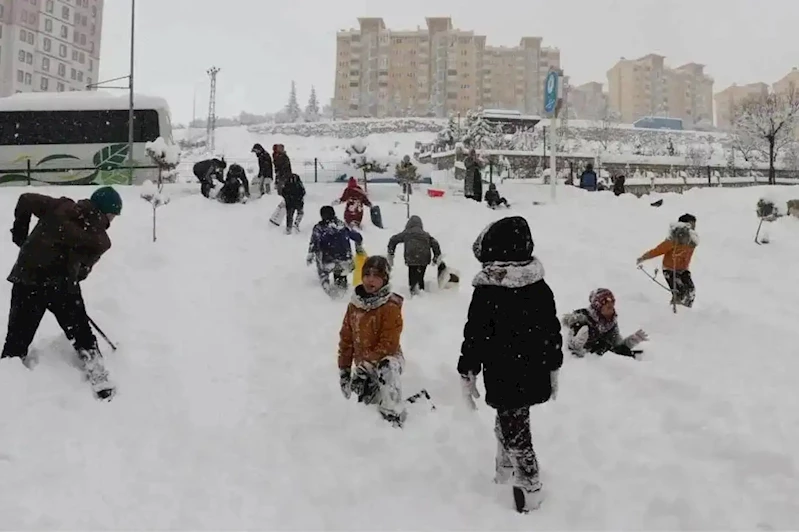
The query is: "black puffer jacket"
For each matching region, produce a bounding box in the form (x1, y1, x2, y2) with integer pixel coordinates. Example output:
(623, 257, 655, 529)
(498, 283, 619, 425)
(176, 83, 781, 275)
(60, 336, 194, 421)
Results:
(253, 144, 273, 179)
(458, 216, 563, 410)
(281, 174, 306, 210)
(387, 215, 441, 266)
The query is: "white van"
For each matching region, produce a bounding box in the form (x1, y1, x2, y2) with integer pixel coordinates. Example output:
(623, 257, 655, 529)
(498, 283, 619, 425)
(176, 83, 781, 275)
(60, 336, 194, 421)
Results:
(0, 91, 174, 186)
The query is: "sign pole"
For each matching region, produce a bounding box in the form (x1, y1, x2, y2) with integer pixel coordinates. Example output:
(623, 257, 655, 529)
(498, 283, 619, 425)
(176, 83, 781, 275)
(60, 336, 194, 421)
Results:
(544, 70, 560, 202)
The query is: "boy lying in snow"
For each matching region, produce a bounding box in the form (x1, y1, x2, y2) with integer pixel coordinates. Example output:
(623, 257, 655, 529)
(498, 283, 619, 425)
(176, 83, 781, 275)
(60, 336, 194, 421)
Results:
(562, 288, 648, 359)
(338, 255, 407, 427)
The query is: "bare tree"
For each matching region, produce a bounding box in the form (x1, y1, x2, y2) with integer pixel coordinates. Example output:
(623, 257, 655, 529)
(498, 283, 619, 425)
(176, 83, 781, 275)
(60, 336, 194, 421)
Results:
(732, 86, 799, 184)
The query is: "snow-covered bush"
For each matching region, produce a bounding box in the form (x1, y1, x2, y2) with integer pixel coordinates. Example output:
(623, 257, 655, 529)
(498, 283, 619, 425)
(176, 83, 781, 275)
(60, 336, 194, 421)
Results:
(345, 139, 389, 188)
(142, 137, 177, 242)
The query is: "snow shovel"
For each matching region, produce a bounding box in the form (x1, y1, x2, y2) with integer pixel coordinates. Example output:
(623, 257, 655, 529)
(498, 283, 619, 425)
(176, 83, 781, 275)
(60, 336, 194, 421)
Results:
(637, 265, 678, 314)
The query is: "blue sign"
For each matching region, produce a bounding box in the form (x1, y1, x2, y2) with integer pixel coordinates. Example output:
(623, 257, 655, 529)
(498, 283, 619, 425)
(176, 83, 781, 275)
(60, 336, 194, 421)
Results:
(544, 71, 559, 114)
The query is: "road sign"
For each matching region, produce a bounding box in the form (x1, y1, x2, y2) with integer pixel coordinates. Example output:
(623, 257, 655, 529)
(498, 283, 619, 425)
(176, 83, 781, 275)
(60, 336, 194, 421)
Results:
(544, 71, 559, 114)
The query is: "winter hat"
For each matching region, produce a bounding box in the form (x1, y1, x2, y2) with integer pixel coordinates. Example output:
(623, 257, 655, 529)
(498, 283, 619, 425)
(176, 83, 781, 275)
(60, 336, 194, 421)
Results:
(472, 216, 534, 263)
(678, 213, 696, 224)
(320, 205, 336, 220)
(90, 186, 122, 216)
(488, 183, 497, 190)
(348, 177, 358, 188)
(589, 288, 615, 313)
(251, 143, 264, 153)
(362, 255, 391, 283)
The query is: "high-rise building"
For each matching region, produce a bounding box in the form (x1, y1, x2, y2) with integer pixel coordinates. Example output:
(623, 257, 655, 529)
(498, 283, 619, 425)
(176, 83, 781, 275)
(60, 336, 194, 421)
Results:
(332, 17, 560, 118)
(714, 82, 769, 130)
(607, 54, 713, 128)
(0, 0, 104, 98)
(569, 81, 608, 120)
(773, 67, 799, 95)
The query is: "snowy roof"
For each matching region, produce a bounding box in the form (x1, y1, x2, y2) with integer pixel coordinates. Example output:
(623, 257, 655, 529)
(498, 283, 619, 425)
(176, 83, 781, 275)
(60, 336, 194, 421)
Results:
(0, 91, 171, 112)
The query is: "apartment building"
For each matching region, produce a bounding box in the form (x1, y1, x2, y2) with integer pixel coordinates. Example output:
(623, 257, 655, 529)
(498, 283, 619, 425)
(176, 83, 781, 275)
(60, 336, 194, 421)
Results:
(333, 17, 560, 118)
(607, 54, 713, 128)
(773, 67, 799, 94)
(569, 81, 607, 120)
(714, 82, 769, 130)
(0, 0, 104, 98)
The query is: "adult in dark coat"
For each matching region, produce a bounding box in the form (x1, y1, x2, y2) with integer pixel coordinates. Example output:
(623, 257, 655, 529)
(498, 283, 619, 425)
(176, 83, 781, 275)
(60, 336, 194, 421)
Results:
(193, 157, 226, 198)
(252, 143, 274, 195)
(464, 149, 483, 202)
(458, 216, 562, 507)
(579, 163, 598, 191)
(273, 144, 292, 195)
(613, 175, 626, 196)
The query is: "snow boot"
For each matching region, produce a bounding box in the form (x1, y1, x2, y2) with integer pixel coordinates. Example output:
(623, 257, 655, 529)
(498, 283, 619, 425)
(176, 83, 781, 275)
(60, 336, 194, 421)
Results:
(77, 347, 115, 400)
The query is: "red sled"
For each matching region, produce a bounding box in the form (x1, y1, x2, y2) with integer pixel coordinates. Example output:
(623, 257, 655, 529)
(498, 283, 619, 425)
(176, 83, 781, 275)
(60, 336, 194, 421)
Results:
(427, 188, 445, 198)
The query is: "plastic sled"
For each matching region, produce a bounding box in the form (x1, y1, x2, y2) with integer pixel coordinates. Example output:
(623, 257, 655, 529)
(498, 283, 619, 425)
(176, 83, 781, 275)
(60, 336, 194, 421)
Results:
(352, 249, 368, 287)
(437, 261, 460, 289)
(269, 201, 286, 226)
(370, 205, 384, 228)
(427, 188, 445, 198)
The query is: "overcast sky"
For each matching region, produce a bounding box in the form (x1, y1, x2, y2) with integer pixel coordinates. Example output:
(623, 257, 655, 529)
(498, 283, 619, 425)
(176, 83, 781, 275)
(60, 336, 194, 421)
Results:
(99, 0, 799, 124)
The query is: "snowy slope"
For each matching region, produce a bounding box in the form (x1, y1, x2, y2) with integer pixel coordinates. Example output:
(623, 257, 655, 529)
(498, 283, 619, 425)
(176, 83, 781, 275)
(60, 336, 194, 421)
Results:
(0, 183, 798, 529)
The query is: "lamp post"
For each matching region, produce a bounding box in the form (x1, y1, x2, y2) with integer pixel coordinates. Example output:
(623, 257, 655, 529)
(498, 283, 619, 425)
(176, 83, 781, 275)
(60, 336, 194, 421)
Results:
(127, 0, 136, 184)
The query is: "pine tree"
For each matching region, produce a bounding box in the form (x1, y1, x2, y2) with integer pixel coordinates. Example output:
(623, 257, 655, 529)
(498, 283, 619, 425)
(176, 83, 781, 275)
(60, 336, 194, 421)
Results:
(304, 86, 320, 122)
(285, 81, 301, 123)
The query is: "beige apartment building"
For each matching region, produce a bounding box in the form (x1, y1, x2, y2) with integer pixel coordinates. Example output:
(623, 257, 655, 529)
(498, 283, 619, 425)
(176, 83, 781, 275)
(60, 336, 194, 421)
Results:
(332, 17, 560, 118)
(607, 54, 713, 128)
(569, 81, 607, 120)
(773, 67, 799, 94)
(0, 0, 104, 97)
(714, 82, 769, 130)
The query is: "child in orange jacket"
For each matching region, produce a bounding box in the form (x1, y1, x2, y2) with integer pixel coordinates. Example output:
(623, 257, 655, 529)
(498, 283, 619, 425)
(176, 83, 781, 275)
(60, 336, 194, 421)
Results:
(637, 213, 698, 307)
(338, 255, 407, 427)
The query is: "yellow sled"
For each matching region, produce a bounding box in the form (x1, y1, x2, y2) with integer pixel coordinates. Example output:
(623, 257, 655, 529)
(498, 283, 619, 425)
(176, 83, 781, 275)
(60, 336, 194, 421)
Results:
(353, 249, 368, 286)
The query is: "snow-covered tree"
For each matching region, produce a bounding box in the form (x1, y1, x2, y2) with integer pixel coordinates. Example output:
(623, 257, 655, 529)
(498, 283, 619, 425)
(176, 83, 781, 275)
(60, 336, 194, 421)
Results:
(462, 110, 494, 149)
(285, 81, 301, 123)
(142, 138, 178, 242)
(685, 146, 710, 178)
(732, 86, 799, 184)
(345, 139, 389, 190)
(304, 86, 320, 122)
(585, 108, 621, 152)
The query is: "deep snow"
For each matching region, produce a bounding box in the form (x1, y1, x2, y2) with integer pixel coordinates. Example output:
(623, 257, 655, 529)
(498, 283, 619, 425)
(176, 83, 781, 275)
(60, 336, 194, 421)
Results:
(0, 181, 798, 530)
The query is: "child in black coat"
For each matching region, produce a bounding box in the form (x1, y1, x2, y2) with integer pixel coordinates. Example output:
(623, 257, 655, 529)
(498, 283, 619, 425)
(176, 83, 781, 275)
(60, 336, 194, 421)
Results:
(457, 216, 562, 512)
(562, 288, 648, 359)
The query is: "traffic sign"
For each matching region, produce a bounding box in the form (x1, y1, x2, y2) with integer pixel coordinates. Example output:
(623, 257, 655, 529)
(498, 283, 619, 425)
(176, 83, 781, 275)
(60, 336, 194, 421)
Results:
(544, 71, 559, 114)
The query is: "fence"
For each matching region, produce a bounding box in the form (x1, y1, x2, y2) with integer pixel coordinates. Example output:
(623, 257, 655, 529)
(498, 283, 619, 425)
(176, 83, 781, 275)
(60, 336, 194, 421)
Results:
(0, 160, 160, 187)
(176, 158, 389, 185)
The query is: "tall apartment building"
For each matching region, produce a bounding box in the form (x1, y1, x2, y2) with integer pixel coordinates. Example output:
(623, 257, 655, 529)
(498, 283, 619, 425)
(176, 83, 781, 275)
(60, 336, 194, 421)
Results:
(773, 67, 799, 94)
(0, 0, 104, 98)
(714, 82, 769, 130)
(569, 81, 607, 120)
(607, 54, 713, 128)
(333, 17, 559, 118)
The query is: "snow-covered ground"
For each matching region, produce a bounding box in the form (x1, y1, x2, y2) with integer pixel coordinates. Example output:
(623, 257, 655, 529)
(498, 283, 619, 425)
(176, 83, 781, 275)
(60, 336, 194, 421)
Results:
(1, 182, 798, 529)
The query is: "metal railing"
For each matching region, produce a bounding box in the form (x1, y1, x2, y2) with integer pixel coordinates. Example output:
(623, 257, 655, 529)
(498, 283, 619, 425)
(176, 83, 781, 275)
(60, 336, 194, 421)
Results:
(0, 161, 160, 186)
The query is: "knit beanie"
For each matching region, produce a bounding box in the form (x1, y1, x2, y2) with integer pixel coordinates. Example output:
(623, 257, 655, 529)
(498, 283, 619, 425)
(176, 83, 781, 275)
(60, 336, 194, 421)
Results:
(90, 186, 123, 216)
(362, 255, 391, 283)
(589, 288, 615, 315)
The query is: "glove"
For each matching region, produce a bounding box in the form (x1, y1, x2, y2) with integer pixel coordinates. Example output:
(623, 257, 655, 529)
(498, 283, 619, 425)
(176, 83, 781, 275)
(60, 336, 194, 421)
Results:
(387, 254, 394, 267)
(339, 368, 352, 399)
(550, 370, 559, 401)
(10, 219, 28, 247)
(432, 255, 441, 265)
(306, 253, 314, 266)
(636, 257, 645, 265)
(460, 372, 480, 410)
(568, 326, 589, 357)
(625, 329, 649, 348)
(355, 243, 364, 255)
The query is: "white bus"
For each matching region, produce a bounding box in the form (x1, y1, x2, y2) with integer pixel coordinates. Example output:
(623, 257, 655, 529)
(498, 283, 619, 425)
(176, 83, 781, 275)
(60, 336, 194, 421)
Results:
(0, 91, 174, 187)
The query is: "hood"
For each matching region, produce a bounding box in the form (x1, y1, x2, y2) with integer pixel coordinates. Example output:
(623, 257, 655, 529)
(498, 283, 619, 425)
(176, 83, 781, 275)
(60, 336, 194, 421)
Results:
(252, 143, 264, 153)
(347, 177, 358, 188)
(405, 215, 423, 231)
(472, 257, 545, 288)
(472, 216, 534, 263)
(668, 222, 699, 246)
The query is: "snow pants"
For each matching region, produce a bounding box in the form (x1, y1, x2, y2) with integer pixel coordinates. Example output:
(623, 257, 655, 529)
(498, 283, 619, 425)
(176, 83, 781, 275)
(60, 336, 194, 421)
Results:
(494, 406, 542, 493)
(286, 201, 304, 230)
(408, 265, 427, 293)
(1, 283, 97, 359)
(350, 355, 406, 425)
(344, 201, 364, 227)
(316, 259, 353, 293)
(663, 269, 695, 307)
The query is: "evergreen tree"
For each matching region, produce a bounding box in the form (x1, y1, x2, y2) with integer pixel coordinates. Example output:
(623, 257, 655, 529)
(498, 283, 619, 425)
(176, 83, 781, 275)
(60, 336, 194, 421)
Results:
(285, 81, 301, 123)
(304, 86, 320, 122)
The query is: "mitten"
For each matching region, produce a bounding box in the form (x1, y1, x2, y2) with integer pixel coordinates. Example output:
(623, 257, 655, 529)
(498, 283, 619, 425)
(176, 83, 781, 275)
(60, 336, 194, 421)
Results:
(568, 325, 589, 357)
(339, 368, 352, 399)
(550, 370, 559, 400)
(10, 219, 29, 247)
(561, 312, 579, 327)
(432, 255, 441, 265)
(624, 329, 649, 348)
(460, 372, 480, 410)
(355, 243, 364, 255)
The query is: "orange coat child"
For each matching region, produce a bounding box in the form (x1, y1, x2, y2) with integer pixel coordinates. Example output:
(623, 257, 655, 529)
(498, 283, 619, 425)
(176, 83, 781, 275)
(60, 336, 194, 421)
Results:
(637, 213, 699, 307)
(338, 255, 407, 427)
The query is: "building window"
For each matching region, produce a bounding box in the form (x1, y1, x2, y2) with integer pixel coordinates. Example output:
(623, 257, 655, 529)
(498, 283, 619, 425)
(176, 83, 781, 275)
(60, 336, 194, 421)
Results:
(26, 52, 32, 64)
(72, 50, 78, 61)
(0, 4, 4, 16)
(17, 70, 24, 83)
(77, 71, 84, 82)
(80, 34, 86, 45)
(27, 32, 33, 45)
(61, 25, 68, 38)
(57, 82, 64, 92)
(58, 63, 66, 77)
(24, 73, 32, 85)
(88, 59, 93, 72)
(44, 37, 52, 52)
(46, 0, 53, 13)
(45, 18, 53, 32)
(41, 77, 49, 90)
(79, 52, 85, 64)
(70, 68, 76, 80)
(21, 10, 28, 23)
(19, 29, 26, 42)
(42, 57, 50, 71)
(62, 6, 69, 19)
(59, 44, 67, 58)
(18, 50, 25, 63)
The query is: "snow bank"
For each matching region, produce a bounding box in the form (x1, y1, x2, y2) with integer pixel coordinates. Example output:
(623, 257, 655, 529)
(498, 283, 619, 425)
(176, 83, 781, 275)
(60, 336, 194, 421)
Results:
(0, 183, 798, 529)
(145, 137, 181, 168)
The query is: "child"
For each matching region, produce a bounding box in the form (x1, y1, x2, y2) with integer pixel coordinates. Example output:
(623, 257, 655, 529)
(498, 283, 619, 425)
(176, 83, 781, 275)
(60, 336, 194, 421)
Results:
(637, 213, 699, 307)
(457, 216, 562, 512)
(338, 256, 407, 427)
(562, 288, 648, 359)
(307, 206, 363, 296)
(484, 183, 510, 208)
(387, 215, 442, 295)
(280, 173, 305, 233)
(335, 177, 372, 228)
(217, 164, 249, 204)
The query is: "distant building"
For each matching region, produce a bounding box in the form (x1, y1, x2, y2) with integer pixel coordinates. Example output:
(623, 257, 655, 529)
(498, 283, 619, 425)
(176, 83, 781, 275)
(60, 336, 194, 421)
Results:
(569, 81, 608, 120)
(332, 17, 561, 118)
(0, 0, 104, 97)
(714, 82, 769, 130)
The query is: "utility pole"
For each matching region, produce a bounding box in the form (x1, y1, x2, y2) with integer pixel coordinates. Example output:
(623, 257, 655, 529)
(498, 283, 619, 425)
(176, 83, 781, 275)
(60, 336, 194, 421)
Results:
(127, 0, 136, 185)
(206, 66, 220, 153)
